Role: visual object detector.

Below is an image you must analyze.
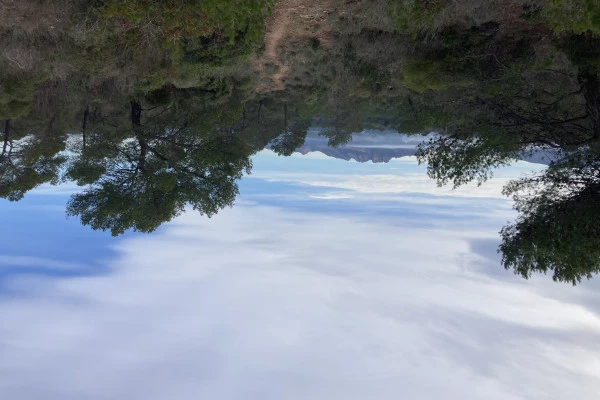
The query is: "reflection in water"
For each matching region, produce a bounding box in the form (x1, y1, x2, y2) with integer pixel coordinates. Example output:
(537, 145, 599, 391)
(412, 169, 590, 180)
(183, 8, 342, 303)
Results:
(3, 2, 600, 399)
(64, 99, 254, 235)
(1, 0, 600, 284)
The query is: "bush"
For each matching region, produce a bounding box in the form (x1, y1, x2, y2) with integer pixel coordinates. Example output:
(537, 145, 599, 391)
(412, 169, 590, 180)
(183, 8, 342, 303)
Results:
(545, 0, 600, 34)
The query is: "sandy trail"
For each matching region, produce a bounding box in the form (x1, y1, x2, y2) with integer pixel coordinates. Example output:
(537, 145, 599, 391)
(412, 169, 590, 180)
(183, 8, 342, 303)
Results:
(254, 0, 334, 93)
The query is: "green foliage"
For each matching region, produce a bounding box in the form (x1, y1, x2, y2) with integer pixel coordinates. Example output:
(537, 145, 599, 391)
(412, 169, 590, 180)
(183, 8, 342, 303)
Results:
(98, 0, 275, 89)
(398, 24, 500, 93)
(0, 135, 66, 201)
(271, 122, 310, 156)
(417, 136, 517, 187)
(66, 159, 106, 185)
(102, 1, 215, 41)
(0, 0, 274, 99)
(389, 0, 448, 35)
(63, 91, 256, 236)
(102, 0, 275, 43)
(0, 75, 47, 119)
(320, 128, 353, 147)
(557, 33, 600, 70)
(500, 151, 600, 284)
(398, 105, 452, 133)
(4, 0, 600, 264)
(400, 59, 474, 92)
(545, 0, 600, 34)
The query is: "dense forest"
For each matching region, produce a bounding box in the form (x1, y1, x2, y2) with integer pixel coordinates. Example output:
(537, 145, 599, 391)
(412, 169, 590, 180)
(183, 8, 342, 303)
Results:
(1, 0, 600, 283)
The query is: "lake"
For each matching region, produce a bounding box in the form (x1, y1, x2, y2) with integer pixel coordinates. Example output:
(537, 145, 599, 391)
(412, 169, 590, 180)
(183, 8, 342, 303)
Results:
(1, 1, 600, 399)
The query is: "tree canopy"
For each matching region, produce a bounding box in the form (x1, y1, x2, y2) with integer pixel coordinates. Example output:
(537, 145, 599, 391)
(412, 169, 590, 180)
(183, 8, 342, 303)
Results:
(2, 0, 600, 283)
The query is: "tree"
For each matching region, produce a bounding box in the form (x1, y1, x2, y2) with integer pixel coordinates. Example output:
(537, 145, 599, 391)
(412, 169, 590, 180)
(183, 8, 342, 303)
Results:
(270, 122, 310, 156)
(66, 98, 253, 235)
(0, 120, 66, 201)
(500, 150, 600, 284)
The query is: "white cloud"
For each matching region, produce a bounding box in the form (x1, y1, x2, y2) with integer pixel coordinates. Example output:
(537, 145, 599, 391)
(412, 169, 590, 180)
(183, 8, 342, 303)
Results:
(0, 256, 92, 272)
(0, 204, 599, 400)
(259, 172, 512, 197)
(309, 192, 355, 200)
(250, 154, 547, 199)
(28, 181, 82, 196)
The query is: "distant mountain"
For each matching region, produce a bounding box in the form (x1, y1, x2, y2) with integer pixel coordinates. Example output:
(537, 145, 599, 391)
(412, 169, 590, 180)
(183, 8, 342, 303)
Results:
(295, 130, 433, 163)
(291, 129, 554, 165)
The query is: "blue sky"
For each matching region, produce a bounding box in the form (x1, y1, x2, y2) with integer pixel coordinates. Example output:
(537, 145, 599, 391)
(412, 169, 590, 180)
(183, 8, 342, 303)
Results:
(0, 150, 599, 400)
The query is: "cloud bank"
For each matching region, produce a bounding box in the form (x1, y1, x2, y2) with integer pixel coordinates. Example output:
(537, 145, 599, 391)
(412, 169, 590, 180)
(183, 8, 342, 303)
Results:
(1, 204, 599, 400)
(249, 151, 547, 199)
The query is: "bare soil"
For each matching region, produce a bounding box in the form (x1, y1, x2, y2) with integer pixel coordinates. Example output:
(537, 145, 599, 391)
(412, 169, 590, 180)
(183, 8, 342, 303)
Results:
(253, 0, 336, 93)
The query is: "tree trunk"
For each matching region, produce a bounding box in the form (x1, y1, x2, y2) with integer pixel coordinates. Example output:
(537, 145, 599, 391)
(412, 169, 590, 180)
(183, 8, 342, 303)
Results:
(82, 106, 89, 151)
(2, 120, 10, 157)
(258, 99, 263, 123)
(241, 105, 246, 131)
(131, 100, 142, 127)
(131, 101, 146, 172)
(579, 70, 600, 139)
(138, 138, 148, 173)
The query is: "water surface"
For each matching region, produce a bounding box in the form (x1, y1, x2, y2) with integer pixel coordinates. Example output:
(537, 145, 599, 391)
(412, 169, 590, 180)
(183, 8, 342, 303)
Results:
(1, 1, 600, 398)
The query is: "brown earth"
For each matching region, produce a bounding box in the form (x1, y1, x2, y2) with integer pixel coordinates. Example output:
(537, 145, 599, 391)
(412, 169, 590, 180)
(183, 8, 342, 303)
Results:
(253, 0, 336, 93)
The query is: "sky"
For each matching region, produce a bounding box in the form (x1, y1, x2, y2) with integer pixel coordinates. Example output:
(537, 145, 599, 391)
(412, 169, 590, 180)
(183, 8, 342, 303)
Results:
(0, 150, 599, 400)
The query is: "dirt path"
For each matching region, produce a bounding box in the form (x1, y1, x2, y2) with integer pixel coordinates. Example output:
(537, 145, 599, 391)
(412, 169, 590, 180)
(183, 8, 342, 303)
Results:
(253, 0, 335, 93)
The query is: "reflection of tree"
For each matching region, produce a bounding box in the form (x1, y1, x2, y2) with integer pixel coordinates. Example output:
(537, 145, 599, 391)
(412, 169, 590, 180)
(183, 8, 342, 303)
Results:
(244, 99, 311, 156)
(417, 135, 518, 187)
(66, 100, 252, 236)
(3, 0, 600, 283)
(270, 119, 310, 156)
(500, 150, 600, 284)
(0, 119, 65, 200)
(320, 126, 353, 147)
(417, 65, 600, 185)
(410, 33, 600, 283)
